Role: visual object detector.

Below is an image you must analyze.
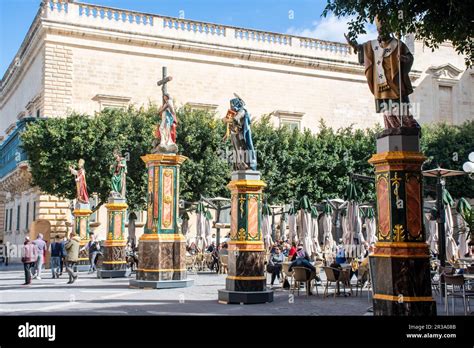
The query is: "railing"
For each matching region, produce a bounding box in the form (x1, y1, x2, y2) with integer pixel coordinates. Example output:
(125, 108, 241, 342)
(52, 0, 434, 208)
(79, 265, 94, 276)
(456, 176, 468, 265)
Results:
(300, 38, 351, 55)
(234, 29, 291, 45)
(77, 3, 154, 26)
(163, 18, 225, 36)
(42, 0, 353, 59)
(0, 118, 35, 179)
(47, 0, 69, 13)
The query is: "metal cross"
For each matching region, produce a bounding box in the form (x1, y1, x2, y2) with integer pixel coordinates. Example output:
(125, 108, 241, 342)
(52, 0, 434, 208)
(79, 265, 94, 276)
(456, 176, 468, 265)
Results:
(156, 66, 173, 100)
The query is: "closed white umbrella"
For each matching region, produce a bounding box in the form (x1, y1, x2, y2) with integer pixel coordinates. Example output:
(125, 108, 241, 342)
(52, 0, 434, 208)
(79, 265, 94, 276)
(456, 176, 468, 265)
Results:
(279, 213, 287, 241)
(341, 208, 351, 246)
(311, 206, 322, 254)
(181, 212, 190, 235)
(196, 202, 206, 251)
(204, 209, 213, 248)
(443, 189, 459, 263)
(262, 203, 273, 250)
(365, 207, 377, 245)
(288, 204, 297, 243)
(321, 203, 335, 262)
(426, 208, 439, 254)
(456, 197, 472, 258)
(321, 204, 333, 246)
(346, 183, 362, 258)
(297, 196, 315, 258)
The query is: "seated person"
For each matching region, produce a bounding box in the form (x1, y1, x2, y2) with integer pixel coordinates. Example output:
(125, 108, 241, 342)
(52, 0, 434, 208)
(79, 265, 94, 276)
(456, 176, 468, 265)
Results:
(288, 242, 297, 259)
(206, 242, 216, 253)
(289, 246, 321, 284)
(269, 243, 278, 255)
(268, 247, 285, 286)
(335, 244, 347, 265)
(281, 242, 290, 257)
(220, 242, 229, 256)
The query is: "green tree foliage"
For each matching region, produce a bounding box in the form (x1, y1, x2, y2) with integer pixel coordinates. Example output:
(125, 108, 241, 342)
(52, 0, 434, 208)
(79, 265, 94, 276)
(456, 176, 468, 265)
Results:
(21, 106, 230, 211)
(21, 106, 473, 214)
(421, 120, 474, 198)
(21, 106, 158, 212)
(252, 117, 378, 205)
(323, 0, 474, 67)
(176, 107, 229, 202)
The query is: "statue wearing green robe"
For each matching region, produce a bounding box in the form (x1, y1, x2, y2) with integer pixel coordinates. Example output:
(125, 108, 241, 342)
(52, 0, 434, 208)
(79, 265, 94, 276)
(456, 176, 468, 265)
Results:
(111, 152, 127, 199)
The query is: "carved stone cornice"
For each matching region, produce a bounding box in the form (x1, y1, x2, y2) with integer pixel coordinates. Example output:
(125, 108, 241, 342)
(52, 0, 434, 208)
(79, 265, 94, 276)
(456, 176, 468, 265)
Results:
(428, 63, 463, 79)
(0, 162, 32, 195)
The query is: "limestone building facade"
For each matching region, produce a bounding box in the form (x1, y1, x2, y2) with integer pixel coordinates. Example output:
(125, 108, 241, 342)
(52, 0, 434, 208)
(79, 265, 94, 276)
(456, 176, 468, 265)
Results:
(0, 0, 472, 258)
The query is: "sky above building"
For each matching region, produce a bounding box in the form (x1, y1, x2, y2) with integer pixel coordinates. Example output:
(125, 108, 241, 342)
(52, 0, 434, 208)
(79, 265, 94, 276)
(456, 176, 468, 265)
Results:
(0, 0, 377, 77)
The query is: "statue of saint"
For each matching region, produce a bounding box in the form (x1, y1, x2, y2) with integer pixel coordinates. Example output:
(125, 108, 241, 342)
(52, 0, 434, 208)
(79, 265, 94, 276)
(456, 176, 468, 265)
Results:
(110, 150, 127, 198)
(345, 17, 420, 130)
(69, 159, 89, 204)
(223, 94, 257, 171)
(153, 93, 178, 154)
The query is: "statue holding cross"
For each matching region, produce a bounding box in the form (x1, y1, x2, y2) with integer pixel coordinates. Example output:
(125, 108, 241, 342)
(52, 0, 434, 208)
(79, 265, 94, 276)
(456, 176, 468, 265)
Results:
(152, 67, 178, 154)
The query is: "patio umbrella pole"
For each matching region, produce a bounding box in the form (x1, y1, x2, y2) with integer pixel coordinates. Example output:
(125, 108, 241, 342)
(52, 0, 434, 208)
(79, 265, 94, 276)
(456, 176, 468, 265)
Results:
(436, 173, 447, 297)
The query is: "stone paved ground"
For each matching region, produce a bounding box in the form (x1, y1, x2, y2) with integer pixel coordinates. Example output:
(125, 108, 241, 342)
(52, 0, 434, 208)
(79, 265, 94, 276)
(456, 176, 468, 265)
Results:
(0, 265, 469, 316)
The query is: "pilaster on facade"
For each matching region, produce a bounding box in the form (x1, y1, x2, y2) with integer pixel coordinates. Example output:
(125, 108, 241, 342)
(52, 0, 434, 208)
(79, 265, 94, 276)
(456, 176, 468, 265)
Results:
(43, 43, 73, 118)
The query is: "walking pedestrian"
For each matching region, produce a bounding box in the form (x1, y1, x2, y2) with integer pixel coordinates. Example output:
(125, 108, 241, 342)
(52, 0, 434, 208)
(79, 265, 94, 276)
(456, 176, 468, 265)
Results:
(80, 232, 100, 273)
(65, 232, 81, 284)
(49, 235, 64, 278)
(32, 233, 47, 280)
(21, 237, 38, 285)
(59, 236, 67, 276)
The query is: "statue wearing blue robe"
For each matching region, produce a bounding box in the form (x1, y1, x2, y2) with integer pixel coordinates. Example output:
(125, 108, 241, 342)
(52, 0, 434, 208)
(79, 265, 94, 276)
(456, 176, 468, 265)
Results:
(225, 96, 257, 171)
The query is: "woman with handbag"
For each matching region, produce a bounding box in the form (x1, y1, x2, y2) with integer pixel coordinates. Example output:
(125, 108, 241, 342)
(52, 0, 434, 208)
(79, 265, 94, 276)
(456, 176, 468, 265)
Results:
(268, 247, 284, 286)
(22, 237, 38, 285)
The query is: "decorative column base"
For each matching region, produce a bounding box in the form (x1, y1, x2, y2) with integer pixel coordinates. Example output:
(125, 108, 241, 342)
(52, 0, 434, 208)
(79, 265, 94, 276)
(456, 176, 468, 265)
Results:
(74, 203, 92, 272)
(129, 234, 194, 288)
(129, 154, 193, 289)
(97, 198, 128, 279)
(217, 170, 273, 304)
(368, 127, 436, 316)
(370, 243, 436, 315)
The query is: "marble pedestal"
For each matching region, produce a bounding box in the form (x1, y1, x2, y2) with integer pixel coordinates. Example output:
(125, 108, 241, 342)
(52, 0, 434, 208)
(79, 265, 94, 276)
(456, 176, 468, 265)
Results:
(217, 170, 273, 304)
(97, 198, 128, 279)
(368, 127, 436, 316)
(73, 203, 92, 272)
(129, 154, 193, 289)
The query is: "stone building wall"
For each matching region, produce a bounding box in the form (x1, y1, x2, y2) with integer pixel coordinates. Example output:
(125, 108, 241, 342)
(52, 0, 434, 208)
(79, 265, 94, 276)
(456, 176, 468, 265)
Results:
(0, 0, 472, 256)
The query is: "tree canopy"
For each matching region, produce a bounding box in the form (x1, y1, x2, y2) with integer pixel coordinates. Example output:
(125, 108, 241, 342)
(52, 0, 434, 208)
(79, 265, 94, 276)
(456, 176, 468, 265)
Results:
(21, 105, 474, 214)
(420, 120, 474, 198)
(323, 0, 474, 67)
(21, 106, 157, 212)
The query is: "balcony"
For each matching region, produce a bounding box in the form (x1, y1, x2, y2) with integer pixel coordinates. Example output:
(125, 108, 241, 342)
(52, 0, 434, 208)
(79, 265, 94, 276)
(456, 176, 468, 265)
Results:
(0, 117, 35, 181)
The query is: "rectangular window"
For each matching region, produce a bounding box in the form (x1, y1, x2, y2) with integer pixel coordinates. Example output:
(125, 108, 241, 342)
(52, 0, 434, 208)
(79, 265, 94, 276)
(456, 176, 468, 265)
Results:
(33, 201, 36, 222)
(36, 109, 40, 118)
(25, 202, 30, 230)
(439, 85, 453, 124)
(16, 205, 20, 231)
(4, 209, 10, 231)
(9, 209, 13, 231)
(281, 120, 301, 131)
